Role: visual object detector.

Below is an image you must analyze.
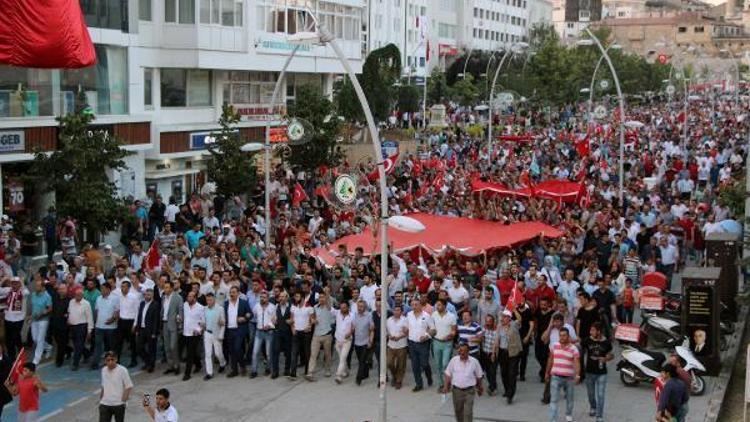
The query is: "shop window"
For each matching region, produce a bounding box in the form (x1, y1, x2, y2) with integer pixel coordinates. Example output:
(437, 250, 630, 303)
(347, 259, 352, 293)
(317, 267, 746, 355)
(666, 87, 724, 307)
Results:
(60, 45, 128, 115)
(0, 68, 54, 117)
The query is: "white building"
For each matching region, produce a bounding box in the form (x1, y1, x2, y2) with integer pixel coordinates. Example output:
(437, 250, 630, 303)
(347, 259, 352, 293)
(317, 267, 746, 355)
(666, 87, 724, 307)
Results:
(0, 0, 364, 219)
(365, 0, 550, 78)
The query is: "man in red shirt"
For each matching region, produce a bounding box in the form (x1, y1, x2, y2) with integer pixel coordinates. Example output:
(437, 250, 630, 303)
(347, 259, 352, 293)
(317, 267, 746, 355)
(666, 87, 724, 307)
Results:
(413, 267, 431, 295)
(528, 274, 557, 311)
(5, 362, 47, 421)
(496, 269, 516, 306)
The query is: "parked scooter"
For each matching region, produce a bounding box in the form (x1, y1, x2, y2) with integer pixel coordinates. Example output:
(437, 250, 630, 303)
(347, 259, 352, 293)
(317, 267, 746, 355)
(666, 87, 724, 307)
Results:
(617, 337, 707, 395)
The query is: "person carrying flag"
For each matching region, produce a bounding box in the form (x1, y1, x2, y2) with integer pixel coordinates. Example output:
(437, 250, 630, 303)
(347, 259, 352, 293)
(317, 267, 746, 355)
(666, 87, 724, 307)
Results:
(4, 362, 48, 422)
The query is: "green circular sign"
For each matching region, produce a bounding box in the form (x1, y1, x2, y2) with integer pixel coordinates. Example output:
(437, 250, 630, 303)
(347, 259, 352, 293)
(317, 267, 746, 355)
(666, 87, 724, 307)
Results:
(287, 119, 306, 142)
(334, 175, 357, 205)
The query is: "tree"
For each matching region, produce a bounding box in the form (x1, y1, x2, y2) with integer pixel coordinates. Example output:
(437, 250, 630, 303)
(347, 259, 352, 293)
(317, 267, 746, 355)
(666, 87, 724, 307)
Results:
(205, 105, 258, 198)
(27, 107, 132, 243)
(426, 67, 448, 105)
(397, 85, 420, 115)
(449, 74, 480, 106)
(334, 78, 363, 122)
(360, 44, 402, 121)
(287, 84, 343, 172)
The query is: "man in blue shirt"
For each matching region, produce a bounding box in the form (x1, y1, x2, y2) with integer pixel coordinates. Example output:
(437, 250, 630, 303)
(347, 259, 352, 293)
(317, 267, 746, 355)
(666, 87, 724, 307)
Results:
(184, 224, 204, 252)
(29, 279, 52, 365)
(657, 363, 689, 422)
(92, 283, 119, 370)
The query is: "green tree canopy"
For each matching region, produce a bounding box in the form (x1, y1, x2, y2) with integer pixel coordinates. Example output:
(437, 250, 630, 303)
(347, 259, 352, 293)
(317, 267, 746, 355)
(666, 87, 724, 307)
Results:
(205, 105, 258, 198)
(27, 109, 132, 242)
(287, 84, 343, 172)
(397, 84, 420, 114)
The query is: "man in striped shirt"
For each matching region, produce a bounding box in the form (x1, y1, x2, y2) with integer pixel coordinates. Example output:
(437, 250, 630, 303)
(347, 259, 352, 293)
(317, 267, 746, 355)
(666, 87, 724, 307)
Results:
(545, 327, 580, 422)
(457, 310, 483, 359)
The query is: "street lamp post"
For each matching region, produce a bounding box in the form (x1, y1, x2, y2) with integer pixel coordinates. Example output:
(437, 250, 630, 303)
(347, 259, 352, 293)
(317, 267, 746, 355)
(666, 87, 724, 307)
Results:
(263, 46, 301, 247)
(579, 28, 625, 205)
(462, 47, 475, 79)
(288, 15, 425, 422)
(487, 43, 528, 159)
(586, 44, 621, 123)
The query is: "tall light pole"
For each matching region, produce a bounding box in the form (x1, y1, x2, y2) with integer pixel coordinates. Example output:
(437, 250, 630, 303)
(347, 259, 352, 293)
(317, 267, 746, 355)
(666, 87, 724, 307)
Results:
(578, 28, 625, 205)
(462, 47, 475, 79)
(586, 43, 621, 123)
(487, 42, 528, 159)
(288, 15, 423, 422)
(263, 46, 301, 247)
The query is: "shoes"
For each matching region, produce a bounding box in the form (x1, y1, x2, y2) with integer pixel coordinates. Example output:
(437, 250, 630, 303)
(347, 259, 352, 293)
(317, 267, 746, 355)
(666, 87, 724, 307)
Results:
(488, 390, 497, 397)
(174, 369, 181, 376)
(264, 368, 271, 376)
(426, 374, 433, 387)
(519, 376, 526, 381)
(163, 368, 175, 375)
(356, 378, 362, 386)
(182, 375, 191, 381)
(218, 366, 225, 374)
(589, 410, 596, 417)
(412, 386, 423, 392)
(141, 365, 149, 371)
(227, 371, 238, 378)
(506, 397, 513, 405)
(395, 382, 402, 390)
(565, 416, 574, 422)
(250, 372, 258, 379)
(203, 375, 213, 381)
(324, 370, 331, 377)
(541, 398, 550, 405)
(71, 365, 79, 371)
(147, 367, 154, 373)
(289, 375, 297, 380)
(335, 377, 342, 384)
(502, 392, 509, 397)
(271, 373, 279, 379)
(305, 375, 315, 382)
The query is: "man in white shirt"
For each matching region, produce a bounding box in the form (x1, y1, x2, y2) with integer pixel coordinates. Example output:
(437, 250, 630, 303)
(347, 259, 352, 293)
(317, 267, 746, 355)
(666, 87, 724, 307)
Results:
(658, 237, 679, 290)
(67, 287, 94, 370)
(181, 291, 204, 381)
(407, 299, 435, 392)
(250, 291, 276, 378)
(333, 301, 354, 384)
(290, 292, 315, 379)
(114, 280, 141, 368)
(443, 342, 485, 422)
(431, 299, 458, 391)
(386, 303, 409, 389)
(143, 388, 179, 422)
(360, 274, 378, 311)
(0, 277, 28, 359)
(99, 351, 133, 422)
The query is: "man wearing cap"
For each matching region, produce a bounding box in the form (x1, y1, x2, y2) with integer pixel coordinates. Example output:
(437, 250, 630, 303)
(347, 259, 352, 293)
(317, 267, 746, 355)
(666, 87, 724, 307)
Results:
(0, 277, 28, 359)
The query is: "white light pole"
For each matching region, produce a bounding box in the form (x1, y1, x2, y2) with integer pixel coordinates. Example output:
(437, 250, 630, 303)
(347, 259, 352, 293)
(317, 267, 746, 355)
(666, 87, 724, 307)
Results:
(263, 45, 301, 247)
(288, 16, 424, 422)
(586, 43, 621, 123)
(487, 42, 528, 159)
(578, 29, 625, 205)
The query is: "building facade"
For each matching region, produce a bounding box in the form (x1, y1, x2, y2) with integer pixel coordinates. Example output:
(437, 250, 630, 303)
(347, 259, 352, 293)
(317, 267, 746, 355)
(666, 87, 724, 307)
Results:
(0, 0, 364, 220)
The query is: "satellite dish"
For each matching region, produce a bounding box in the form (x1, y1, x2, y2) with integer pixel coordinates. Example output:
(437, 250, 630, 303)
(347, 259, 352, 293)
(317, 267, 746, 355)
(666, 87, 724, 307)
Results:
(389, 215, 426, 233)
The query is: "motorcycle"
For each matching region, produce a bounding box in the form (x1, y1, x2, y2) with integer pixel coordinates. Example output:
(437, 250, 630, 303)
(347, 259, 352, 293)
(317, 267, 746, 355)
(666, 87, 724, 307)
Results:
(617, 337, 707, 395)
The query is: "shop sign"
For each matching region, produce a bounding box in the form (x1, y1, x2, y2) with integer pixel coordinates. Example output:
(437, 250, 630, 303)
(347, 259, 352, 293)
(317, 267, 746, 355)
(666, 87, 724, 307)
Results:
(234, 105, 285, 121)
(7, 180, 24, 212)
(0, 130, 25, 153)
(685, 284, 712, 356)
(256, 37, 313, 54)
(439, 44, 458, 56)
(269, 127, 288, 143)
(190, 130, 238, 150)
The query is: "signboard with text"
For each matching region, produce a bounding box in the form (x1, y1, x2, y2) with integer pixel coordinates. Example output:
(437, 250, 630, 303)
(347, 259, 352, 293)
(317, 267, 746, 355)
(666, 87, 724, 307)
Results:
(233, 105, 285, 121)
(0, 130, 25, 153)
(7, 180, 24, 213)
(681, 267, 721, 376)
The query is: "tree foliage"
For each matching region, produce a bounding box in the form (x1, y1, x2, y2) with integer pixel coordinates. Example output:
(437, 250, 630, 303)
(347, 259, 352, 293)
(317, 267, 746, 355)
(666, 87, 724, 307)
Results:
(426, 67, 448, 105)
(205, 105, 258, 198)
(397, 84, 420, 114)
(449, 74, 480, 106)
(287, 84, 343, 171)
(27, 109, 132, 242)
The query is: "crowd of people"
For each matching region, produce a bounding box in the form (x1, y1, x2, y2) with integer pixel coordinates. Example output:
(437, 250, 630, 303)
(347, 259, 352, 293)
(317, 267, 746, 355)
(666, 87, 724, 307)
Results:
(0, 90, 743, 422)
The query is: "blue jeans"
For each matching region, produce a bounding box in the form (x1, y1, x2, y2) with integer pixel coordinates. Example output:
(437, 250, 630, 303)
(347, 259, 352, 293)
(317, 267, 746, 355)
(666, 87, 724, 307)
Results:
(585, 373, 607, 418)
(408, 340, 431, 389)
(432, 340, 453, 388)
(251, 330, 274, 374)
(549, 375, 575, 422)
(92, 328, 116, 368)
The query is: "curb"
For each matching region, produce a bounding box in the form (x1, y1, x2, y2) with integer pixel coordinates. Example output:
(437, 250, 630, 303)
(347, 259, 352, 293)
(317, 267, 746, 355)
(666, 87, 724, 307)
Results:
(703, 291, 749, 422)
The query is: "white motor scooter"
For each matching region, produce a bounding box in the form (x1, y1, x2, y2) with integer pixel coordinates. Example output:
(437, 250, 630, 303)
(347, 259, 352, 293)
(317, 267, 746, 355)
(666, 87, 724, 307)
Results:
(641, 312, 681, 348)
(617, 337, 707, 395)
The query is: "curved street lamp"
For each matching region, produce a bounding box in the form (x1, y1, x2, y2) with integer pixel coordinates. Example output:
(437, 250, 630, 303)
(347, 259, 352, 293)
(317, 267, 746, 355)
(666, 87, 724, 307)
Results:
(577, 28, 625, 204)
(487, 42, 529, 159)
(586, 43, 621, 122)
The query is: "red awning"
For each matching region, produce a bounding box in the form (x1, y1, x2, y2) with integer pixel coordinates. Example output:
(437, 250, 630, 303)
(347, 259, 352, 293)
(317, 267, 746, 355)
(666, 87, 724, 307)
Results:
(315, 213, 563, 264)
(0, 0, 96, 68)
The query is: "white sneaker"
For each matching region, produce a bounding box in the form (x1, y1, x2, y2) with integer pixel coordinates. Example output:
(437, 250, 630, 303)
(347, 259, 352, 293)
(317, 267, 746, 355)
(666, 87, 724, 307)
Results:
(565, 416, 574, 422)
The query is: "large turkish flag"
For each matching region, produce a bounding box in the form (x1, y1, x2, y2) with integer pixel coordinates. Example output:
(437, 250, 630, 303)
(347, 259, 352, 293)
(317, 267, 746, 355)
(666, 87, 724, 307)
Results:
(0, 0, 96, 68)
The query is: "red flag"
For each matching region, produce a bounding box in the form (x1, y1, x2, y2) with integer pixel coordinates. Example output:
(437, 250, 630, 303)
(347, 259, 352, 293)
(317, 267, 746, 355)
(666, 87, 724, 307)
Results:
(575, 133, 590, 157)
(577, 182, 591, 208)
(0, 0, 96, 68)
(506, 284, 524, 312)
(7, 347, 26, 384)
(367, 152, 399, 182)
(292, 183, 308, 206)
(144, 239, 161, 271)
(314, 185, 331, 200)
(432, 172, 445, 190)
(654, 376, 665, 404)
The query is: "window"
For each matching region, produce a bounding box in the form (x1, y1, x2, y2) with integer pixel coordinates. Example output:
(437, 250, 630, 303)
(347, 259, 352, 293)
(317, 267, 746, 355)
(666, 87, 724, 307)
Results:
(473, 28, 478, 37)
(678, 26, 687, 33)
(419, 57, 425, 67)
(166, 0, 195, 23)
(201, 0, 240, 25)
(59, 45, 128, 115)
(81, 0, 129, 31)
(161, 69, 212, 107)
(224, 71, 276, 105)
(139, 0, 152, 21)
(438, 23, 456, 38)
(144, 68, 153, 107)
(474, 7, 478, 17)
(694, 26, 704, 33)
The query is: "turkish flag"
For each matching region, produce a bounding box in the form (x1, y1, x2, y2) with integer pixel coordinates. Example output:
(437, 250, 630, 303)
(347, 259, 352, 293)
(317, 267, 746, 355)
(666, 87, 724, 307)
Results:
(575, 134, 590, 157)
(654, 376, 665, 404)
(432, 172, 445, 190)
(0, 0, 96, 68)
(505, 285, 524, 312)
(292, 183, 309, 206)
(367, 152, 399, 182)
(577, 182, 591, 208)
(314, 185, 331, 200)
(7, 347, 26, 384)
(144, 239, 161, 271)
